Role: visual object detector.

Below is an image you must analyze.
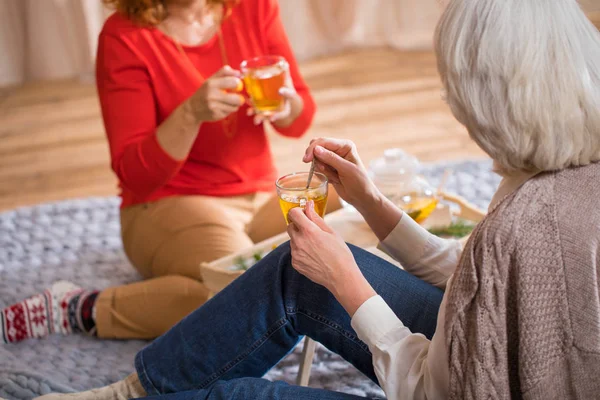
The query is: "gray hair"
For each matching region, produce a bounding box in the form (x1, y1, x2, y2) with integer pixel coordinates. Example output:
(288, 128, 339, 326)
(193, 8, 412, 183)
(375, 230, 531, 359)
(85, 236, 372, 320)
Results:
(435, 0, 600, 174)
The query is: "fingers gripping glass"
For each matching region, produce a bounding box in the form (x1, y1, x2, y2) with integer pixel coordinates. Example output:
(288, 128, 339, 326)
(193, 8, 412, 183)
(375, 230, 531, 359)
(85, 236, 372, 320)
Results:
(276, 172, 328, 225)
(240, 55, 288, 117)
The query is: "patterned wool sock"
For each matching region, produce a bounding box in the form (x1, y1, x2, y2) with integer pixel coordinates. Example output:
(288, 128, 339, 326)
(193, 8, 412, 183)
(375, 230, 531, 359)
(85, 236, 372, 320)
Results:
(0, 281, 99, 344)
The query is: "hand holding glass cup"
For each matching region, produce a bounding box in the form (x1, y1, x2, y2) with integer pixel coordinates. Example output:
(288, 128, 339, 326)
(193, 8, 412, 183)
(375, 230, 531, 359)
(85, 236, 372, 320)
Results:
(240, 55, 293, 124)
(276, 172, 329, 225)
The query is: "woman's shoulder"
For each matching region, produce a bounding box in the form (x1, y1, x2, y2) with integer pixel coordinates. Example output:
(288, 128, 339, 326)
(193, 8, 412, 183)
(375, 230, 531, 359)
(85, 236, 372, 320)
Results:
(100, 12, 147, 39)
(98, 11, 159, 60)
(553, 161, 600, 196)
(552, 162, 600, 244)
(522, 162, 600, 227)
(473, 172, 559, 254)
(487, 162, 600, 251)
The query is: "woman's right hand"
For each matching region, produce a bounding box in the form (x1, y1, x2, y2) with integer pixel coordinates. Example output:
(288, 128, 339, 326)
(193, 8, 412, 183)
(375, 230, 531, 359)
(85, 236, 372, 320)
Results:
(187, 66, 245, 123)
(303, 138, 379, 210)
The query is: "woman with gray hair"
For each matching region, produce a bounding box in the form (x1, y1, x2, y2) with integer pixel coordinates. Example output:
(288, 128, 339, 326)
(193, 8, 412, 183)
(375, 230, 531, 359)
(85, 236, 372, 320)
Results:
(39, 0, 600, 399)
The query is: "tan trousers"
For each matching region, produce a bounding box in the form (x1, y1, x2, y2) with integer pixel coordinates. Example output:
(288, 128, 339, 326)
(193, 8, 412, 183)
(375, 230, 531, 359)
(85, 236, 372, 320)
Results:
(95, 191, 340, 339)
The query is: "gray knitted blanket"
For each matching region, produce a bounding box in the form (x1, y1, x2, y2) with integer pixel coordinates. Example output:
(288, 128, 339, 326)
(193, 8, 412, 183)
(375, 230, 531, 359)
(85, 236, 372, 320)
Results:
(0, 160, 500, 400)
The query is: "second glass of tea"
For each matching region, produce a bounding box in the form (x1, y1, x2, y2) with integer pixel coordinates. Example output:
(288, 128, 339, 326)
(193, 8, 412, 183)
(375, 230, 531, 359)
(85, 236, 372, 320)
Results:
(276, 172, 328, 225)
(240, 55, 288, 116)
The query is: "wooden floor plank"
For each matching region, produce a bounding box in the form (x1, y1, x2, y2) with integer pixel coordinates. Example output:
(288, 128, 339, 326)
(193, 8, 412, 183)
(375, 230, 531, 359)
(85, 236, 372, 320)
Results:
(0, 48, 486, 211)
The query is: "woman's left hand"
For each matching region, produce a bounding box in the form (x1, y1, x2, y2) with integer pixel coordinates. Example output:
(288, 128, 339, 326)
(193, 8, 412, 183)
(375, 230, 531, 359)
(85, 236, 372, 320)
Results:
(287, 201, 377, 316)
(246, 69, 303, 127)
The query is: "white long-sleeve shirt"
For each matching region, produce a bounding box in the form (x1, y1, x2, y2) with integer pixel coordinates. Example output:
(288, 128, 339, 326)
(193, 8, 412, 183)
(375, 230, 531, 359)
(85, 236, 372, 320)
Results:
(351, 172, 535, 399)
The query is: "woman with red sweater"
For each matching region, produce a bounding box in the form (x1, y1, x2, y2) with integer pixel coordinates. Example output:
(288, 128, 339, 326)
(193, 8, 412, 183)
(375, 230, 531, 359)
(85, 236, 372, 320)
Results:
(0, 0, 329, 343)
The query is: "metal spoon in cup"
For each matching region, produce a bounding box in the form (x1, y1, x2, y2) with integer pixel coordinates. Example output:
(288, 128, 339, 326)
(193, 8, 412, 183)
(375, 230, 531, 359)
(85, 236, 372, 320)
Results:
(306, 159, 316, 189)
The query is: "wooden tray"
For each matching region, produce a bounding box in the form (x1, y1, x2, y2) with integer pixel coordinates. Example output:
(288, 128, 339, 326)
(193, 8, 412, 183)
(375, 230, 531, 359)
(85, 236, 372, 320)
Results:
(200, 231, 290, 295)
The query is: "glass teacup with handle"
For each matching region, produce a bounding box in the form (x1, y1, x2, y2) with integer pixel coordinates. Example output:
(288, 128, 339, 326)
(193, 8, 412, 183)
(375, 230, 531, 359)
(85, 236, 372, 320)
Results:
(276, 172, 328, 224)
(240, 55, 289, 117)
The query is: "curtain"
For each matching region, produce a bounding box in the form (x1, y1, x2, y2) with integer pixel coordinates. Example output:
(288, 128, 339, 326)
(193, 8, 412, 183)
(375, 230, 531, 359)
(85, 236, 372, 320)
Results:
(0, 0, 444, 87)
(0, 0, 109, 87)
(279, 0, 441, 61)
(0, 0, 26, 87)
(1, 0, 598, 87)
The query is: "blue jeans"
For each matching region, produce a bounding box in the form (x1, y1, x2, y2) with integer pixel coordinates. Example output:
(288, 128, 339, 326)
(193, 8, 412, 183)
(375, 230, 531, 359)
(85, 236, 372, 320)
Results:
(135, 243, 443, 399)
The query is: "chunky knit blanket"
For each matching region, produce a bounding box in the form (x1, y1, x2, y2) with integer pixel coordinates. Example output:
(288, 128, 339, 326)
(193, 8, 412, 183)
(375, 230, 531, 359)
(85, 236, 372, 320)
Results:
(0, 160, 500, 400)
(446, 163, 600, 399)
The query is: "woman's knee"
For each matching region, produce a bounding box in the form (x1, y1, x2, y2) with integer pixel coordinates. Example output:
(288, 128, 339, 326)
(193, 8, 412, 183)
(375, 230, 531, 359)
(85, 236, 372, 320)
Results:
(272, 241, 292, 259)
(150, 224, 254, 279)
(244, 241, 291, 277)
(121, 196, 255, 279)
(240, 241, 301, 290)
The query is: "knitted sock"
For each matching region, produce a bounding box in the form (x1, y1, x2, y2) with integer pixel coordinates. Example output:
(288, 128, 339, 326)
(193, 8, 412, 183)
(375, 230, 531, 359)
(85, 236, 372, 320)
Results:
(0, 281, 99, 344)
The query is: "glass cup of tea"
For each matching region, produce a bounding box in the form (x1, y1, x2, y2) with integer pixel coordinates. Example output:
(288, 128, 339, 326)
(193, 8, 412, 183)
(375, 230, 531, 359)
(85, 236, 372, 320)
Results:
(276, 172, 328, 225)
(240, 55, 288, 117)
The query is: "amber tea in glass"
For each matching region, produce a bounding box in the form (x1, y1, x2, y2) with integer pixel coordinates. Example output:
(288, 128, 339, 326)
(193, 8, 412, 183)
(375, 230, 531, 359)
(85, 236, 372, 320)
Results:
(276, 172, 328, 224)
(399, 192, 439, 223)
(241, 55, 288, 116)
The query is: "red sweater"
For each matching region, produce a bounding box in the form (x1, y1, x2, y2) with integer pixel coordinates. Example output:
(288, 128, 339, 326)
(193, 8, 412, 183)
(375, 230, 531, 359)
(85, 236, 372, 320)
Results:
(96, 0, 315, 208)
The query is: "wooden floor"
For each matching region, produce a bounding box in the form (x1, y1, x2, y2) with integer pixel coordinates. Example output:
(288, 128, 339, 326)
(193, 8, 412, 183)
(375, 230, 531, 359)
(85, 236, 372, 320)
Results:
(0, 49, 485, 211)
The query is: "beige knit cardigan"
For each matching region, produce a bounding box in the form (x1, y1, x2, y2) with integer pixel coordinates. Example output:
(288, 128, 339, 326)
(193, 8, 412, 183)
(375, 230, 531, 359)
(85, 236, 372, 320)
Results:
(446, 163, 600, 399)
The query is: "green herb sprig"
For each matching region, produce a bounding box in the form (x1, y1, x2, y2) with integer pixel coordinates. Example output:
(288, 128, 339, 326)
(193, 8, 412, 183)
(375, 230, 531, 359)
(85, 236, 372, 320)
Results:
(428, 220, 476, 238)
(234, 251, 266, 271)
(234, 256, 249, 271)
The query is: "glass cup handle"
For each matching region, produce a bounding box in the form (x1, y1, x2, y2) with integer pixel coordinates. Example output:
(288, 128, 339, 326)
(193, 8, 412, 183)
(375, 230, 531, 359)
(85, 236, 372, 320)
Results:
(299, 197, 307, 209)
